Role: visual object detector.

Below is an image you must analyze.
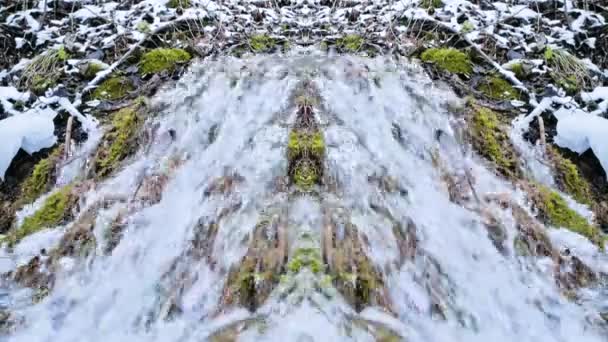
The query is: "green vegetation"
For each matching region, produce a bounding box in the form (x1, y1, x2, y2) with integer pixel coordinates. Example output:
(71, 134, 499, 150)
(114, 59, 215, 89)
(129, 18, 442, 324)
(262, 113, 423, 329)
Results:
(83, 62, 106, 80)
(138, 48, 191, 75)
(508, 63, 526, 79)
(287, 131, 325, 162)
(136, 21, 151, 33)
(92, 76, 134, 100)
(287, 248, 323, 274)
(420, 48, 472, 75)
(19, 147, 62, 205)
(550, 148, 592, 204)
(544, 47, 590, 93)
(336, 35, 364, 52)
(166, 0, 191, 8)
(293, 160, 319, 190)
(20, 46, 69, 93)
(7, 185, 75, 246)
(249, 34, 275, 52)
(470, 105, 518, 177)
(93, 103, 143, 177)
(535, 185, 604, 248)
(478, 75, 519, 100)
(420, 0, 443, 9)
(461, 21, 474, 34)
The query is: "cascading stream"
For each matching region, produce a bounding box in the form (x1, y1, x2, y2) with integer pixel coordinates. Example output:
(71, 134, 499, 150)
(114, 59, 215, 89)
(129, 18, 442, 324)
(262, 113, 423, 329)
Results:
(0, 54, 606, 342)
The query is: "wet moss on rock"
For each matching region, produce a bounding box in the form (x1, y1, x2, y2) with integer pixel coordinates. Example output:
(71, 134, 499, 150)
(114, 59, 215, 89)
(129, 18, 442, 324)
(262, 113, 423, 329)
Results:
(469, 105, 519, 178)
(249, 34, 275, 52)
(549, 147, 592, 205)
(477, 75, 519, 100)
(533, 184, 604, 248)
(92, 76, 134, 101)
(18, 147, 63, 206)
(420, 48, 472, 75)
(166, 0, 191, 8)
(7, 185, 76, 247)
(93, 103, 144, 178)
(336, 34, 364, 52)
(138, 48, 191, 75)
(287, 248, 323, 274)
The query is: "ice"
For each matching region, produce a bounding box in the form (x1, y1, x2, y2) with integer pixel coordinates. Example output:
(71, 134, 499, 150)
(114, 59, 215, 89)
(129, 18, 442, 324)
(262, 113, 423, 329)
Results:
(0, 108, 57, 180)
(553, 107, 608, 179)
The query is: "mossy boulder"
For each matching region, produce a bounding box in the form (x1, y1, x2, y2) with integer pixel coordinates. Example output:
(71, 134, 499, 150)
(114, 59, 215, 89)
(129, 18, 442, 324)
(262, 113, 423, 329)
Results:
(421, 48, 472, 75)
(6, 185, 76, 247)
(92, 103, 144, 178)
(249, 34, 275, 52)
(469, 105, 519, 178)
(92, 76, 134, 101)
(550, 147, 592, 204)
(166, 0, 191, 8)
(533, 184, 604, 248)
(138, 48, 191, 75)
(19, 147, 63, 206)
(336, 35, 364, 52)
(477, 75, 519, 100)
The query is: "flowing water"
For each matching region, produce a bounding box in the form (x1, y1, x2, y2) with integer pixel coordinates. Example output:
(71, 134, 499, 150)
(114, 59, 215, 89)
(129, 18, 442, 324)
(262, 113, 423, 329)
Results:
(1, 53, 606, 341)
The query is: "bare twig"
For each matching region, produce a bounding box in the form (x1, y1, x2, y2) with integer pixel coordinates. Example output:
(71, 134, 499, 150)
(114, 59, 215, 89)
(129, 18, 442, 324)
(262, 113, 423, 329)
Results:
(64, 115, 74, 160)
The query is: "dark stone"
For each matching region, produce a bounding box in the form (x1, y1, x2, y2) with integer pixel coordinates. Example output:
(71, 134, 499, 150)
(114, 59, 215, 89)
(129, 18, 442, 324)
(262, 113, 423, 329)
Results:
(507, 50, 525, 60)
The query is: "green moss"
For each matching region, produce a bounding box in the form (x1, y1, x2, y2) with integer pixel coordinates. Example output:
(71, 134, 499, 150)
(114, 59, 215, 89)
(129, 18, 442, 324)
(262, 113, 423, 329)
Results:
(420, 0, 443, 9)
(293, 161, 318, 190)
(508, 63, 526, 79)
(8, 185, 74, 246)
(470, 105, 517, 177)
(92, 76, 134, 100)
(287, 248, 323, 274)
(287, 131, 325, 162)
(536, 185, 603, 248)
(83, 62, 106, 80)
(19, 148, 62, 205)
(31, 75, 56, 94)
(136, 21, 151, 33)
(420, 48, 472, 75)
(166, 0, 191, 8)
(139, 48, 191, 75)
(550, 148, 592, 204)
(461, 21, 474, 34)
(94, 104, 143, 177)
(249, 34, 275, 52)
(478, 75, 519, 100)
(336, 35, 364, 52)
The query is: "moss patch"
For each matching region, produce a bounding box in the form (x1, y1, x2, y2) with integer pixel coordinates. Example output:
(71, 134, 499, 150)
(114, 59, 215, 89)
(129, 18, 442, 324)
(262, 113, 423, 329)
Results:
(93, 103, 143, 178)
(92, 76, 134, 101)
(420, 0, 443, 9)
(166, 0, 191, 8)
(83, 62, 106, 80)
(249, 34, 275, 52)
(287, 248, 323, 274)
(7, 185, 75, 246)
(508, 63, 526, 80)
(287, 131, 324, 162)
(421, 48, 472, 75)
(534, 185, 603, 248)
(19, 147, 62, 206)
(138, 48, 191, 75)
(550, 147, 592, 204)
(477, 75, 519, 100)
(469, 105, 518, 177)
(336, 35, 364, 52)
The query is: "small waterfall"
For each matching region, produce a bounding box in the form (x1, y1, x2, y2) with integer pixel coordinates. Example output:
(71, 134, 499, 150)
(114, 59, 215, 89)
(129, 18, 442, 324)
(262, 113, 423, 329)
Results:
(1, 54, 605, 342)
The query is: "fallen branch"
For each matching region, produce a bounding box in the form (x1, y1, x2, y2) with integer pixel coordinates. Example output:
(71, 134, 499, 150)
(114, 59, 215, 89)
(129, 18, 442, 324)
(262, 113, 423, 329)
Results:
(64, 115, 74, 160)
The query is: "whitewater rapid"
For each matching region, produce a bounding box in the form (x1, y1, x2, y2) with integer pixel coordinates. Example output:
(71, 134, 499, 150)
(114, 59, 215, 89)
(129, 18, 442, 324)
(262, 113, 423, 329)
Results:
(1, 54, 606, 342)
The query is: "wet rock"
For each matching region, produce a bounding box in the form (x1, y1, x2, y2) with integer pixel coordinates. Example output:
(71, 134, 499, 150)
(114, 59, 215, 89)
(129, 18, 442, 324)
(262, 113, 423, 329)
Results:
(507, 50, 525, 60)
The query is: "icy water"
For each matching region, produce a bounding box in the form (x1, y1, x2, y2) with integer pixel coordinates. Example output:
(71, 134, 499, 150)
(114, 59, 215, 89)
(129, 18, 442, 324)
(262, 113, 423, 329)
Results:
(1, 54, 606, 341)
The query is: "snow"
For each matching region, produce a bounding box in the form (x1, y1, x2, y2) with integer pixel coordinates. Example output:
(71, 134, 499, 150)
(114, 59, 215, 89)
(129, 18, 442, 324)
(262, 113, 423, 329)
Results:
(0, 86, 30, 115)
(0, 108, 57, 180)
(553, 107, 608, 179)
